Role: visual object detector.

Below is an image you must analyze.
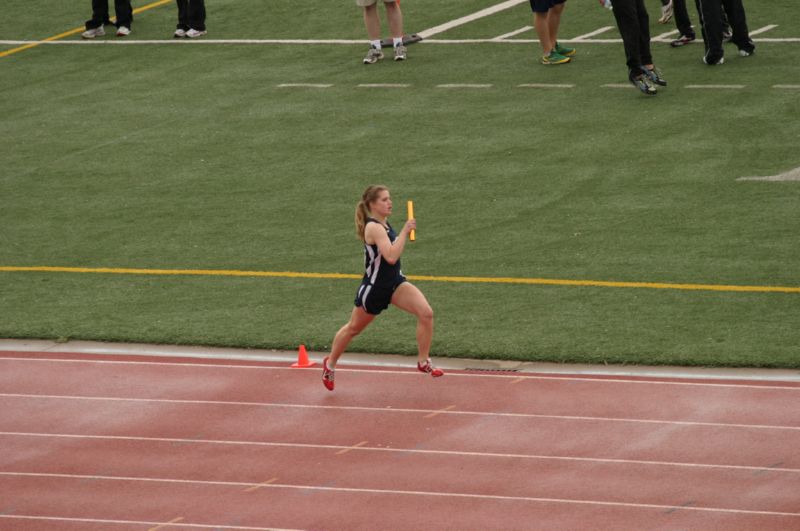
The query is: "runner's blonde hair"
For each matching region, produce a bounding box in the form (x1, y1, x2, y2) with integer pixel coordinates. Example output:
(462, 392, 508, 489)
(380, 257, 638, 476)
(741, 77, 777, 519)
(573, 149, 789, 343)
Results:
(355, 185, 388, 242)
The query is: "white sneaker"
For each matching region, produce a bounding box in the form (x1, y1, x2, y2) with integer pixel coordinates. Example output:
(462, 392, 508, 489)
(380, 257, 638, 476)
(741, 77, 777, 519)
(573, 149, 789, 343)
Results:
(174, 28, 187, 38)
(658, 0, 674, 24)
(185, 29, 207, 38)
(363, 47, 384, 64)
(116, 26, 131, 37)
(394, 44, 407, 61)
(81, 26, 105, 39)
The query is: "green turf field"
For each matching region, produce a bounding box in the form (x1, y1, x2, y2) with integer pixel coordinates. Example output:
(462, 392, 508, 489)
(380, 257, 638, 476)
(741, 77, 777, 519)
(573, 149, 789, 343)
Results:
(1, 0, 799, 367)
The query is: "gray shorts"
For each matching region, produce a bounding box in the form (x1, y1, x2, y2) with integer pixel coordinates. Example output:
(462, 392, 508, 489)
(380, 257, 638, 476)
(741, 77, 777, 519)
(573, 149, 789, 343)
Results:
(357, 0, 397, 6)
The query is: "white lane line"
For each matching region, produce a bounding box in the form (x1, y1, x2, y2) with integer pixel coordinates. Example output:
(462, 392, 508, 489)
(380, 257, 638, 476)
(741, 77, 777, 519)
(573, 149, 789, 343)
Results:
(749, 24, 779, 36)
(417, 0, 529, 39)
(436, 84, 493, 88)
(571, 26, 615, 41)
(737, 168, 800, 182)
(517, 83, 575, 88)
(3, 472, 800, 518)
(5, 431, 800, 474)
(357, 83, 410, 88)
(685, 84, 746, 89)
(0, 39, 366, 45)
(3, 394, 799, 430)
(277, 83, 332, 88)
(1, 36, 797, 45)
(653, 29, 680, 40)
(492, 26, 534, 41)
(0, 515, 298, 531)
(2, 357, 799, 389)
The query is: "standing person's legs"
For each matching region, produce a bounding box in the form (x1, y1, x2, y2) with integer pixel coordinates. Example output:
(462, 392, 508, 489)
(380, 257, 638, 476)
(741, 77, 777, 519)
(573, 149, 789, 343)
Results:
(362, 2, 381, 41)
(695, 0, 724, 63)
(86, 0, 110, 29)
(548, 2, 565, 45)
(188, 0, 206, 31)
(611, 0, 644, 73)
(327, 307, 376, 369)
(384, 0, 403, 40)
(721, 0, 753, 53)
(390, 283, 434, 364)
(634, 0, 653, 67)
(672, 0, 695, 37)
(533, 8, 553, 56)
(114, 0, 133, 28)
(176, 0, 189, 31)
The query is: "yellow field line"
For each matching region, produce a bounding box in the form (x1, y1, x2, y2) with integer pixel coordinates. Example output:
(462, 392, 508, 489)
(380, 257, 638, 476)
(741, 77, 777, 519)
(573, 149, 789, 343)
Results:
(1, 266, 798, 294)
(0, 0, 171, 59)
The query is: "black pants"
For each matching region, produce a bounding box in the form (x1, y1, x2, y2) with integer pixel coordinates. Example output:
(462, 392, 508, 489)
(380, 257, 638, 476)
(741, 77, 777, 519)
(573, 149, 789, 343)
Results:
(176, 0, 206, 31)
(610, 0, 653, 74)
(86, 0, 132, 29)
(695, 0, 753, 58)
(672, 0, 695, 37)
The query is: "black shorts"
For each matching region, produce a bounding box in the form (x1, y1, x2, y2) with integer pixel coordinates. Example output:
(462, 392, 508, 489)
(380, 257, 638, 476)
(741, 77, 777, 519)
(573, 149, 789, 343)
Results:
(354, 277, 406, 315)
(529, 0, 567, 13)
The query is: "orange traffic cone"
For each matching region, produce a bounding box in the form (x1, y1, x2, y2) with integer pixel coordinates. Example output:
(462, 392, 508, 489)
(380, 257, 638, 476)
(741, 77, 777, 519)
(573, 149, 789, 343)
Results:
(291, 344, 316, 368)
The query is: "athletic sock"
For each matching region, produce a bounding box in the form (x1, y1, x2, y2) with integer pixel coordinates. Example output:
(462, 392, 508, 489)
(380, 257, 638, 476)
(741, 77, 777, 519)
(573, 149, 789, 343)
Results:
(393, 37, 402, 48)
(371, 39, 381, 50)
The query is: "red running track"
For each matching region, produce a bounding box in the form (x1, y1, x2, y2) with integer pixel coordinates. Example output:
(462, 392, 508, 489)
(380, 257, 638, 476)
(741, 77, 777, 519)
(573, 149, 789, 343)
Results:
(1, 350, 799, 530)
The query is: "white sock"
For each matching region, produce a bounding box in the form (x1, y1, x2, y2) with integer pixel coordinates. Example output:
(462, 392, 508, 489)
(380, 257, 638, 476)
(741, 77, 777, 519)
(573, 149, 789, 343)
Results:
(393, 37, 403, 48)
(371, 39, 381, 50)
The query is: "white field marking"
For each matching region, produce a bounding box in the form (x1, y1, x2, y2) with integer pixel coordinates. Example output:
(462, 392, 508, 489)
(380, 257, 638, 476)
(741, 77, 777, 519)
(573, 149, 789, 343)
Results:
(277, 83, 332, 88)
(149, 517, 184, 531)
(685, 84, 746, 89)
(773, 84, 800, 89)
(1, 357, 799, 389)
(3, 472, 800, 518)
(653, 29, 680, 40)
(335, 440, 369, 455)
(436, 84, 492, 88)
(517, 83, 575, 88)
(492, 26, 534, 41)
(571, 26, 615, 41)
(417, 0, 529, 39)
(424, 405, 457, 418)
(357, 83, 410, 88)
(2, 36, 799, 46)
(3, 394, 799, 431)
(603, 84, 635, 89)
(243, 477, 279, 492)
(0, 39, 366, 45)
(737, 167, 800, 182)
(0, 515, 299, 531)
(5, 431, 800, 474)
(750, 24, 779, 36)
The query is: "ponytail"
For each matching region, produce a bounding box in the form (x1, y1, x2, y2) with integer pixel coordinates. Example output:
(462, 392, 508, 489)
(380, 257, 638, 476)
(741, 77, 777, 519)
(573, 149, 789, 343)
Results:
(355, 185, 388, 241)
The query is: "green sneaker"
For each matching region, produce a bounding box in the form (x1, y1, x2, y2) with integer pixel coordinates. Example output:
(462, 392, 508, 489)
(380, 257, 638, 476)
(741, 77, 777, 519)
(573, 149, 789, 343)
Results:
(554, 41, 576, 57)
(541, 51, 570, 65)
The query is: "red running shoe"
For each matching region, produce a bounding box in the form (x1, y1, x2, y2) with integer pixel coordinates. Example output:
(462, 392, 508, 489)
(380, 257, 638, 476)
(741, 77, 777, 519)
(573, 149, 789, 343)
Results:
(417, 359, 444, 378)
(322, 357, 335, 391)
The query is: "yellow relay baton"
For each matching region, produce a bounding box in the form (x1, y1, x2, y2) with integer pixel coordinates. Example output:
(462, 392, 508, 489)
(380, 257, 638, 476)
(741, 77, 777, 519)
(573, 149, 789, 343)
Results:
(407, 200, 415, 241)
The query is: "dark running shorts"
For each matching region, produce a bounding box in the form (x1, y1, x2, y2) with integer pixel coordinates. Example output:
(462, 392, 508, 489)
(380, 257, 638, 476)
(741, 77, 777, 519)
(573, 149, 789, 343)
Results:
(529, 0, 567, 13)
(354, 277, 406, 315)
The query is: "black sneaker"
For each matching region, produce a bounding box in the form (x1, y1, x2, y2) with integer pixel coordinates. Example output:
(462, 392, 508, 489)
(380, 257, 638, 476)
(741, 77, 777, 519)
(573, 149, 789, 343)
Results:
(670, 34, 695, 47)
(630, 72, 657, 95)
(644, 66, 667, 86)
(703, 52, 725, 65)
